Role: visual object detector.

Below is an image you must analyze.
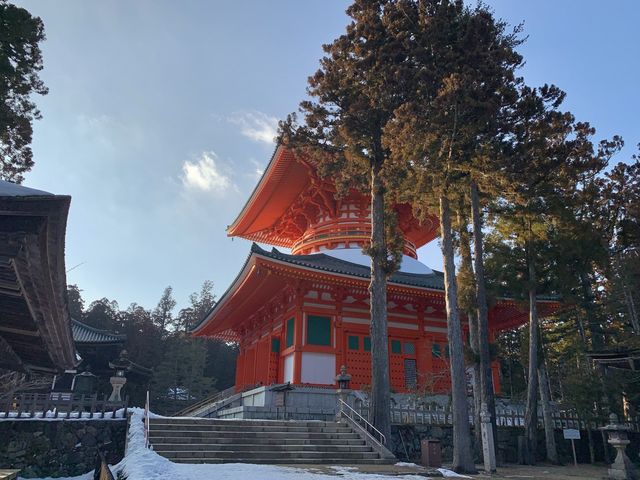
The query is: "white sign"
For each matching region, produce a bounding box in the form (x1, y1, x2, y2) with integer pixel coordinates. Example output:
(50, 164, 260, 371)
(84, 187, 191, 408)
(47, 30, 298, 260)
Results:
(563, 428, 581, 440)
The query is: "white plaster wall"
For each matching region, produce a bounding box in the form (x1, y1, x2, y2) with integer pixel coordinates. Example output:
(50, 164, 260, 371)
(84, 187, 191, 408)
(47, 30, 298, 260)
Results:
(301, 352, 336, 385)
(283, 353, 294, 383)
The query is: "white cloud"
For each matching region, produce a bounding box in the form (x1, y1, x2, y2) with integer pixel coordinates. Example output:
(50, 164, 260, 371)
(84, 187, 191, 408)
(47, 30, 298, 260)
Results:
(249, 158, 265, 180)
(228, 111, 279, 144)
(74, 114, 115, 148)
(181, 151, 234, 195)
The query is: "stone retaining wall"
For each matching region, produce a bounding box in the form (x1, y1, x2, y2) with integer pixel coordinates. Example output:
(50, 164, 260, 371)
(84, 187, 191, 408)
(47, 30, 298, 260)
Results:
(389, 424, 640, 466)
(0, 419, 127, 478)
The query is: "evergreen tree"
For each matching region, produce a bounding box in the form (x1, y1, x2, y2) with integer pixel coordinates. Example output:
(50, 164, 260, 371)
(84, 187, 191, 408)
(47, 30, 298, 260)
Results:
(384, 1, 522, 471)
(67, 284, 85, 321)
(280, 0, 414, 442)
(0, 0, 48, 182)
(152, 334, 215, 414)
(488, 82, 620, 462)
(84, 298, 121, 332)
(204, 340, 239, 391)
(153, 286, 176, 334)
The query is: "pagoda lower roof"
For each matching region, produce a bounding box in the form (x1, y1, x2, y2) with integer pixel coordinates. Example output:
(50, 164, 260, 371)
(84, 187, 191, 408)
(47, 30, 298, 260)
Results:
(192, 243, 560, 341)
(260, 244, 447, 290)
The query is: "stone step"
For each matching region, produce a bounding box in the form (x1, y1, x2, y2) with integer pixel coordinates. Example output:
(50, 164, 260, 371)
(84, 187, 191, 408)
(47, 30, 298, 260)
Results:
(151, 443, 373, 453)
(154, 450, 381, 461)
(147, 417, 395, 465)
(149, 423, 351, 433)
(148, 436, 366, 446)
(151, 419, 338, 428)
(148, 430, 361, 440)
(165, 457, 394, 465)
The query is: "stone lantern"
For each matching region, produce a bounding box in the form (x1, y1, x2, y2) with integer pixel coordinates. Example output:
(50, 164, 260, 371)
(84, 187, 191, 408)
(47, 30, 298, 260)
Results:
(108, 350, 131, 402)
(601, 413, 638, 480)
(334, 365, 352, 420)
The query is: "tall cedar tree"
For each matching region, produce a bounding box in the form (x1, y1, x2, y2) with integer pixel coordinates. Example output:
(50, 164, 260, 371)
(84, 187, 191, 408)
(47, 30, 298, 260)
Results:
(493, 83, 621, 463)
(280, 0, 413, 441)
(0, 0, 48, 182)
(384, 1, 522, 472)
(153, 286, 177, 334)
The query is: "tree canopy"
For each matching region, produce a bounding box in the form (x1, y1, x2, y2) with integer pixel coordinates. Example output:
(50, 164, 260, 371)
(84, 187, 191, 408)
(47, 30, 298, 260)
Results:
(0, 0, 48, 182)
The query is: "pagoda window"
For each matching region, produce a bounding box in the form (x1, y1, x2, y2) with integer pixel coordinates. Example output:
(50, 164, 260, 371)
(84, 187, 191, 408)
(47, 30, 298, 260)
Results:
(348, 335, 359, 351)
(285, 318, 295, 348)
(307, 315, 331, 346)
(404, 342, 415, 355)
(432, 343, 441, 358)
(391, 339, 402, 355)
(271, 338, 281, 353)
(363, 336, 371, 352)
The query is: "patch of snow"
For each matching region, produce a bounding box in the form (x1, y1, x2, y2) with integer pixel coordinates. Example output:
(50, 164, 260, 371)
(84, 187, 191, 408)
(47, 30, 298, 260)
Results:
(19, 474, 93, 480)
(319, 248, 434, 275)
(0, 409, 127, 421)
(394, 462, 421, 468)
(122, 409, 429, 480)
(437, 468, 472, 478)
(22, 408, 433, 480)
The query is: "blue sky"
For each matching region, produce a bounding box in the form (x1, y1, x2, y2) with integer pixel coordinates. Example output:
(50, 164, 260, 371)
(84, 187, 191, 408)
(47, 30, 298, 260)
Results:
(14, 0, 640, 311)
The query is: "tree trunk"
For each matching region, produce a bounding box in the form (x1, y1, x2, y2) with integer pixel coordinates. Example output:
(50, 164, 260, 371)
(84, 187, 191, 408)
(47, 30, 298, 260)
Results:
(457, 209, 481, 450)
(469, 309, 482, 450)
(617, 256, 640, 334)
(439, 195, 476, 473)
(524, 236, 539, 465)
(537, 359, 558, 463)
(470, 180, 498, 449)
(622, 282, 639, 334)
(586, 426, 595, 464)
(578, 270, 604, 350)
(369, 162, 392, 443)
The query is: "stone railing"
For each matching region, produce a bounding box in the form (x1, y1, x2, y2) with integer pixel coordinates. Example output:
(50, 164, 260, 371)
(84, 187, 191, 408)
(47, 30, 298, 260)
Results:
(0, 392, 128, 419)
(356, 403, 640, 432)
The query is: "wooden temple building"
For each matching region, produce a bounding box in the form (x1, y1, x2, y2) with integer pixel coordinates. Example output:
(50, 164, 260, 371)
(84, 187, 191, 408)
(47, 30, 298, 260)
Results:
(0, 181, 76, 374)
(193, 146, 556, 394)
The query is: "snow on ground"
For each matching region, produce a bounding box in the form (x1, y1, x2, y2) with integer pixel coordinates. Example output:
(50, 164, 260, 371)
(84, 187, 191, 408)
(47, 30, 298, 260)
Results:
(20, 408, 466, 480)
(1, 408, 127, 421)
(436, 468, 471, 478)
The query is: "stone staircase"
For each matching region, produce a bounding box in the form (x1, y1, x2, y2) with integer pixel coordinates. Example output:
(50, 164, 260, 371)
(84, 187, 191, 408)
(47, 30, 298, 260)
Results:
(148, 417, 395, 464)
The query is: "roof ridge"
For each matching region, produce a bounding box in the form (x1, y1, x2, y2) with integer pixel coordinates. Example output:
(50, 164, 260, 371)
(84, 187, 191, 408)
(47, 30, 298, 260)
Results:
(71, 318, 126, 340)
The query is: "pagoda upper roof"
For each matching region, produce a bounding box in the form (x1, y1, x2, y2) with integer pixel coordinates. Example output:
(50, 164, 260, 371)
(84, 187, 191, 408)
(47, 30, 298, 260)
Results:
(227, 145, 438, 251)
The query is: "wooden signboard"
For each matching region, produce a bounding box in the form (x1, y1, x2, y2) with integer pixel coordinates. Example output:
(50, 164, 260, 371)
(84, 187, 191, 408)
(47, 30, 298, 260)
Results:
(563, 428, 580, 466)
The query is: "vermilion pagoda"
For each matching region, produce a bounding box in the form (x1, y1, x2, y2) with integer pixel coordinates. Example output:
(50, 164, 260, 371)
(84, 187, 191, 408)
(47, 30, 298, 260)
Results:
(193, 146, 554, 394)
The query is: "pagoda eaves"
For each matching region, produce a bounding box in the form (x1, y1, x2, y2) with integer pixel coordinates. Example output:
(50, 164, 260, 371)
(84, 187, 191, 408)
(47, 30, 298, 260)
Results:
(227, 146, 439, 258)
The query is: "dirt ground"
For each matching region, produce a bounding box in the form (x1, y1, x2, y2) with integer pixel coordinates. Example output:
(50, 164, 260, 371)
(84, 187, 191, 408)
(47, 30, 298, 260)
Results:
(295, 462, 610, 479)
(472, 463, 608, 479)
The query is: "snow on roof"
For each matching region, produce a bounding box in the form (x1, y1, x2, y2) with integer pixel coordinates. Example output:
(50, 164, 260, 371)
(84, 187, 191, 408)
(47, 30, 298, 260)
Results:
(0, 179, 53, 197)
(318, 248, 434, 275)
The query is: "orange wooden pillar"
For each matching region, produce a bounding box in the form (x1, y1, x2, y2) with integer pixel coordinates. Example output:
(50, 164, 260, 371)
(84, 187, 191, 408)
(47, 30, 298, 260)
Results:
(235, 349, 245, 390)
(293, 291, 304, 384)
(335, 289, 345, 378)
